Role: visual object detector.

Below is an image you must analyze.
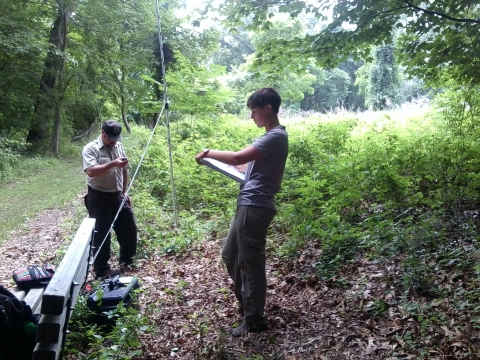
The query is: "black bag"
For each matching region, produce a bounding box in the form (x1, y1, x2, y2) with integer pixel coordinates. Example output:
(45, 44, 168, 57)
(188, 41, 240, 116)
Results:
(12, 264, 55, 290)
(0, 285, 39, 360)
(87, 275, 139, 312)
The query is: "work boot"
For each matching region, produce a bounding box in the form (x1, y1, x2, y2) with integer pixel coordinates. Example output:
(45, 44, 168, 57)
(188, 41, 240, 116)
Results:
(229, 321, 268, 337)
(94, 269, 121, 280)
(119, 259, 136, 271)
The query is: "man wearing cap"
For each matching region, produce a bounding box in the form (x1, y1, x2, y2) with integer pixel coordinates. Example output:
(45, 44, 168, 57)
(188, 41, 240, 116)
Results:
(82, 120, 138, 279)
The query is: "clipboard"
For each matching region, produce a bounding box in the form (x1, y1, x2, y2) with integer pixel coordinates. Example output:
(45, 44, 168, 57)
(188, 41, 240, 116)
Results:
(199, 158, 246, 184)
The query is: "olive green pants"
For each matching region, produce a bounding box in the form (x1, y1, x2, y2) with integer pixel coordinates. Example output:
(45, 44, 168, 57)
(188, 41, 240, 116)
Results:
(221, 205, 276, 325)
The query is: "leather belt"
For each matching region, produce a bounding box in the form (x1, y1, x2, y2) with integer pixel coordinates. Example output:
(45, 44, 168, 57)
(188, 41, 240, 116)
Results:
(88, 186, 122, 195)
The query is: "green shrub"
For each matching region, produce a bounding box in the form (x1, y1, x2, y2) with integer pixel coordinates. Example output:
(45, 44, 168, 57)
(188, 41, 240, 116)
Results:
(65, 291, 149, 359)
(122, 94, 480, 276)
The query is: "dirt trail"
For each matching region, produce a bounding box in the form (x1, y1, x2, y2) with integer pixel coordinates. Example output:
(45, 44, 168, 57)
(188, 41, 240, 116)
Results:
(0, 200, 81, 289)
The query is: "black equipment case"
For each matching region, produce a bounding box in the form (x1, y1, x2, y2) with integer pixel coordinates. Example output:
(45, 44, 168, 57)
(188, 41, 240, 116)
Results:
(87, 275, 139, 312)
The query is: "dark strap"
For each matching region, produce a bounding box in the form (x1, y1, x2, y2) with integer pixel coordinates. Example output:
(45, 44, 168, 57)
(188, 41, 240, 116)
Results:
(27, 266, 51, 286)
(88, 186, 122, 195)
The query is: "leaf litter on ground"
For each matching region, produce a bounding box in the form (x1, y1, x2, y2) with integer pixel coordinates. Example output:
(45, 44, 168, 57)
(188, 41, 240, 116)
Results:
(1, 199, 480, 359)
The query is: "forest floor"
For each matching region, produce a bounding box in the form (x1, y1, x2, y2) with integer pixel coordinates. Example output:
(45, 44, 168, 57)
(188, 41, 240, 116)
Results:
(1, 171, 479, 359)
(0, 203, 399, 360)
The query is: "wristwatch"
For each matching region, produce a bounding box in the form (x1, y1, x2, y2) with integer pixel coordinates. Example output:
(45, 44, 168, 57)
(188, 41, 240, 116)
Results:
(202, 148, 210, 158)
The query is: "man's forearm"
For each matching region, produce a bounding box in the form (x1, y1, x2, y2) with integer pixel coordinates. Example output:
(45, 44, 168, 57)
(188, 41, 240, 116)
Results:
(208, 146, 261, 166)
(86, 162, 116, 178)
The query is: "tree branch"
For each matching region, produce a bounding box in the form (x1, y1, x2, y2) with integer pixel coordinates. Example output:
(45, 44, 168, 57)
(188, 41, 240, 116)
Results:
(71, 122, 96, 142)
(291, 6, 406, 62)
(264, 7, 405, 70)
(63, 73, 75, 93)
(402, 0, 480, 24)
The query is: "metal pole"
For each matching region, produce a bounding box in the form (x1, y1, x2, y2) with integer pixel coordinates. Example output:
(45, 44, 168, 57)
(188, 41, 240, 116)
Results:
(155, 0, 178, 226)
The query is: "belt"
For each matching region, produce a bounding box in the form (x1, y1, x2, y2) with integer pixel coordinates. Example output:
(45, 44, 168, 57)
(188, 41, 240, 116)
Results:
(88, 186, 122, 195)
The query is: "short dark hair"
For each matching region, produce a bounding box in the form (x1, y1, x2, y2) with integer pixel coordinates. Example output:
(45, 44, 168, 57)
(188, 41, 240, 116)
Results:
(247, 87, 281, 114)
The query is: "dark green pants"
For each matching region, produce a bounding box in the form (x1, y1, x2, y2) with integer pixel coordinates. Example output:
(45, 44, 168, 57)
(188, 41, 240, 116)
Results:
(222, 205, 276, 325)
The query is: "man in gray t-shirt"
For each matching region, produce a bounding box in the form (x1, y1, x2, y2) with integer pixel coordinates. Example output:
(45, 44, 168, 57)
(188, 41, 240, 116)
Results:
(195, 88, 288, 336)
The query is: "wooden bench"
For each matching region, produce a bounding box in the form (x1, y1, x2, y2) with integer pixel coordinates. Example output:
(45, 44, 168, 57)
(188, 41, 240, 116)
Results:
(13, 217, 95, 360)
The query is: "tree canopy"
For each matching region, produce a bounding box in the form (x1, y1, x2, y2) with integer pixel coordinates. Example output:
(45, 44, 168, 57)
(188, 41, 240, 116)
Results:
(3, 0, 472, 154)
(219, 0, 480, 86)
(0, 0, 225, 153)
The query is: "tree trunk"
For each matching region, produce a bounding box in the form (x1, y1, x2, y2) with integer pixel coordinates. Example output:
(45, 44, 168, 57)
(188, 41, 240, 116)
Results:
(120, 67, 131, 133)
(121, 100, 131, 133)
(52, 5, 71, 155)
(27, 2, 70, 144)
(52, 73, 75, 155)
(51, 68, 64, 155)
(111, 66, 131, 133)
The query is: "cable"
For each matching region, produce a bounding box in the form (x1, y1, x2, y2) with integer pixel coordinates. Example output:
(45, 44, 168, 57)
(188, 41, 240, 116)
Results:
(91, 104, 166, 265)
(90, 0, 179, 266)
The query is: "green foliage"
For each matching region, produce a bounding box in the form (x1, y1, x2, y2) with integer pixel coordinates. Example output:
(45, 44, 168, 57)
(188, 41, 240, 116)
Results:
(68, 0, 166, 133)
(337, 59, 366, 111)
(397, 74, 428, 104)
(152, 51, 234, 116)
(356, 45, 401, 110)
(227, 57, 316, 112)
(301, 67, 351, 112)
(220, 0, 480, 87)
(0, 0, 51, 135)
(430, 83, 480, 206)
(209, 27, 254, 72)
(250, 16, 304, 51)
(65, 292, 149, 359)
(0, 138, 27, 181)
(314, 224, 359, 280)
(354, 63, 371, 103)
(273, 94, 480, 273)
(124, 85, 480, 282)
(0, 138, 81, 184)
(224, 18, 316, 113)
(0, 155, 85, 241)
(132, 116, 255, 213)
(368, 45, 399, 110)
(0, 0, 227, 154)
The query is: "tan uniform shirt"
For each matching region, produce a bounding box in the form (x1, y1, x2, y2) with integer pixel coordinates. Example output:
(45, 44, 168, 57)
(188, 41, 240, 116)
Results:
(82, 136, 130, 192)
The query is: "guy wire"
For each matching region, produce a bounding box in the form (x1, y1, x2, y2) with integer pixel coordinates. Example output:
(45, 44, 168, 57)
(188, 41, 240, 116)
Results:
(91, 104, 166, 265)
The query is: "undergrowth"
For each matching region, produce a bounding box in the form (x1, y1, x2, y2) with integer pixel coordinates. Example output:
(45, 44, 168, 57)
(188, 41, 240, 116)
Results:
(15, 86, 480, 358)
(65, 290, 149, 359)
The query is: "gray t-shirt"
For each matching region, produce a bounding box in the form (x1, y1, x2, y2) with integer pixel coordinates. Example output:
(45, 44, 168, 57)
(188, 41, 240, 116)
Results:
(237, 125, 288, 212)
(82, 136, 130, 192)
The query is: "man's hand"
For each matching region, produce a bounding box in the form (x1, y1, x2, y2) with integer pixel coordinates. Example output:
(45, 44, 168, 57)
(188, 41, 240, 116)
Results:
(123, 193, 132, 207)
(195, 151, 206, 164)
(86, 157, 128, 178)
(115, 157, 129, 168)
(235, 164, 247, 173)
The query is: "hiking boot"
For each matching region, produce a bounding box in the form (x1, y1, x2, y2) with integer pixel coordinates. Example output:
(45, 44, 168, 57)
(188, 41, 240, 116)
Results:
(119, 262, 136, 272)
(94, 269, 121, 280)
(229, 321, 268, 337)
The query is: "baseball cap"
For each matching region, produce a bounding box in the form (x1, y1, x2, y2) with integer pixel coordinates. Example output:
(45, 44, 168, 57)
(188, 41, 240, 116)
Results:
(102, 120, 122, 141)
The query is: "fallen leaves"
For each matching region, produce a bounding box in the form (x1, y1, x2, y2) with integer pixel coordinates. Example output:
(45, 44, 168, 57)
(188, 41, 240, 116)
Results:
(2, 205, 480, 359)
